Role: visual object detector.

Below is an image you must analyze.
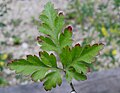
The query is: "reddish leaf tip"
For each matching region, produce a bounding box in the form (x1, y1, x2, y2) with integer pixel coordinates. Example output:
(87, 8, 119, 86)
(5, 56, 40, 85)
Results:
(58, 11, 64, 16)
(39, 52, 41, 57)
(66, 26, 72, 32)
(7, 60, 13, 64)
(8, 59, 18, 65)
(46, 34, 50, 37)
(37, 36, 40, 40)
(50, 53, 54, 55)
(99, 43, 104, 46)
(37, 36, 42, 42)
(26, 55, 31, 57)
(93, 43, 104, 46)
(93, 44, 99, 46)
(75, 43, 80, 46)
(87, 67, 91, 72)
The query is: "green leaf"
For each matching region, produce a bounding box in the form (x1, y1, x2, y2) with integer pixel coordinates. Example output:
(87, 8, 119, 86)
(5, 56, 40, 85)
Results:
(59, 29, 72, 49)
(77, 44, 104, 63)
(38, 36, 57, 51)
(8, 52, 62, 90)
(27, 55, 43, 65)
(31, 68, 49, 81)
(43, 71, 62, 91)
(8, 59, 44, 75)
(59, 46, 72, 68)
(66, 68, 87, 83)
(60, 44, 103, 81)
(40, 51, 57, 67)
(55, 14, 65, 36)
(39, 23, 53, 36)
(72, 62, 88, 74)
(8, 2, 104, 92)
(39, 2, 64, 40)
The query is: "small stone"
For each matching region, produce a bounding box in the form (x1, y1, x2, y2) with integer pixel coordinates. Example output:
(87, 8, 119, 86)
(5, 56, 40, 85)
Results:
(21, 43, 28, 49)
(70, 91, 77, 93)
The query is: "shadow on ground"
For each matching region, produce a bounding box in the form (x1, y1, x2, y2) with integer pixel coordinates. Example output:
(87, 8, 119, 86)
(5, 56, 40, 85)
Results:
(0, 68, 120, 93)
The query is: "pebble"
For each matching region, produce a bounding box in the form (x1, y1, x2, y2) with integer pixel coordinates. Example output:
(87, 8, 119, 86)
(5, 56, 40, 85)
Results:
(21, 43, 28, 49)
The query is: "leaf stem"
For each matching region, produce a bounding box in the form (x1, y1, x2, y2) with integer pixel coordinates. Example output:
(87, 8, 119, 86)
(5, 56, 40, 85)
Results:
(56, 67, 65, 72)
(70, 82, 77, 93)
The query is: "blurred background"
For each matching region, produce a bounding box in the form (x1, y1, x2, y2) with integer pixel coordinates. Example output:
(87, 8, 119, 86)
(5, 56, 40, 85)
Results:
(0, 0, 120, 90)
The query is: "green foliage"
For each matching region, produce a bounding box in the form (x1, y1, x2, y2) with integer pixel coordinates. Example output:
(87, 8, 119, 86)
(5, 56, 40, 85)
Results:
(11, 19, 22, 27)
(66, 0, 94, 24)
(0, 53, 8, 71)
(8, 2, 103, 91)
(66, 0, 120, 70)
(12, 36, 21, 45)
(0, 53, 10, 86)
(39, 2, 64, 40)
(0, 2, 7, 16)
(0, 2, 7, 28)
(0, 77, 8, 86)
(60, 44, 103, 82)
(113, 0, 120, 8)
(37, 36, 57, 51)
(0, 22, 6, 28)
(9, 53, 62, 90)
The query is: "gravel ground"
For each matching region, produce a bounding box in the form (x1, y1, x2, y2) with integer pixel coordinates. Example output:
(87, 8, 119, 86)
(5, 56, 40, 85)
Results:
(0, 0, 68, 58)
(0, 0, 69, 86)
(0, 0, 120, 87)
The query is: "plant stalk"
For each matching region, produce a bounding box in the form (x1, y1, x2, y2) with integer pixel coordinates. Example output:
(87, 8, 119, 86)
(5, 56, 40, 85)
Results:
(70, 82, 77, 93)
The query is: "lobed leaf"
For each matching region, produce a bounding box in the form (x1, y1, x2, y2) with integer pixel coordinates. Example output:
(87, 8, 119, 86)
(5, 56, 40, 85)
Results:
(8, 52, 62, 90)
(37, 36, 57, 51)
(39, 2, 64, 40)
(59, 28, 72, 49)
(60, 44, 104, 81)
(66, 68, 87, 83)
(54, 14, 65, 37)
(43, 71, 62, 91)
(40, 51, 57, 67)
(8, 2, 104, 91)
(77, 44, 104, 63)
